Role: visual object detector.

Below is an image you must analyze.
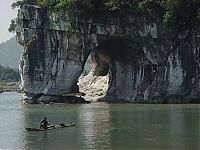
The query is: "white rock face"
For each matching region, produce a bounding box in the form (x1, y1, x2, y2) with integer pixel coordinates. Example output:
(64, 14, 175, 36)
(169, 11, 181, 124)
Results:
(78, 71, 109, 102)
(17, 4, 200, 103)
(77, 53, 108, 102)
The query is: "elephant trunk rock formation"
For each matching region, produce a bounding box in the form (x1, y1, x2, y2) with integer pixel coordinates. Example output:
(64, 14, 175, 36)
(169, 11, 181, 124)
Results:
(17, 4, 200, 104)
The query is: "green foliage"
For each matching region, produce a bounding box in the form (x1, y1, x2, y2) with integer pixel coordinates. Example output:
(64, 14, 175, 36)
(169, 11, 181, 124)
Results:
(18, 34, 37, 46)
(105, 0, 139, 14)
(36, 0, 200, 27)
(8, 19, 17, 33)
(11, 0, 200, 29)
(140, 0, 200, 26)
(38, 0, 105, 29)
(0, 65, 20, 82)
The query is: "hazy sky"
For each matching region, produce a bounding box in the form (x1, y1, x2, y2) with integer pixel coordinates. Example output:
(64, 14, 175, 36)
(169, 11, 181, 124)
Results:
(0, 0, 17, 43)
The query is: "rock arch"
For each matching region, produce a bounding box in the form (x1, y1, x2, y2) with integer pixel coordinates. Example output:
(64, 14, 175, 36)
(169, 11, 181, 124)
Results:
(17, 4, 200, 104)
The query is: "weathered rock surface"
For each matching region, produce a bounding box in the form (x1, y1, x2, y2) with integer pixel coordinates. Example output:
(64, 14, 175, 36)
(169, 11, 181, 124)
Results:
(17, 4, 200, 103)
(78, 54, 109, 102)
(17, 4, 92, 103)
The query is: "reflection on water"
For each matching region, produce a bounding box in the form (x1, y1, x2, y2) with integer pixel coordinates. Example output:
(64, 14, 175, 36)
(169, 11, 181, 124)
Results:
(169, 107, 184, 149)
(0, 93, 199, 149)
(79, 104, 110, 149)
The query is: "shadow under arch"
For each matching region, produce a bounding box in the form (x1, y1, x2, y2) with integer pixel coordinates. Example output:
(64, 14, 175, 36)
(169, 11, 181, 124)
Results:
(78, 36, 146, 102)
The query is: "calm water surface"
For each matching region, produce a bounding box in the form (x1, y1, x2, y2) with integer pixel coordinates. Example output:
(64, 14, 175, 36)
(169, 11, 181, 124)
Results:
(0, 92, 199, 149)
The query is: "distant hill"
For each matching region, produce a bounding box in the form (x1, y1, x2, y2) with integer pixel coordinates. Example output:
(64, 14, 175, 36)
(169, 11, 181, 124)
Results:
(0, 36, 22, 69)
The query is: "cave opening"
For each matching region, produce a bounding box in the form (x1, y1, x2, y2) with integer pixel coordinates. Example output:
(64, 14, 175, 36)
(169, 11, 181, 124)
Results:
(77, 37, 130, 102)
(77, 50, 110, 102)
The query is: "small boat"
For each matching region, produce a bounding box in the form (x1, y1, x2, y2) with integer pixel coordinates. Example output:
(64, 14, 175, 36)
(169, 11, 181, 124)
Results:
(25, 122, 76, 131)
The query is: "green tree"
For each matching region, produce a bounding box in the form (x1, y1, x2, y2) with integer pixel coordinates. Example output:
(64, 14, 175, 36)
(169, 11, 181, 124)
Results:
(0, 65, 20, 82)
(11, 0, 200, 30)
(8, 19, 17, 33)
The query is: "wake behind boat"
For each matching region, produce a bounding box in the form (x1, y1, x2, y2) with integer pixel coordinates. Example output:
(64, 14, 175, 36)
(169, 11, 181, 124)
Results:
(25, 122, 76, 131)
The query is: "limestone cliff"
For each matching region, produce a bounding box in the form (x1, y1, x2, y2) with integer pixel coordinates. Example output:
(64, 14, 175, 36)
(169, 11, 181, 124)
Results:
(17, 4, 200, 104)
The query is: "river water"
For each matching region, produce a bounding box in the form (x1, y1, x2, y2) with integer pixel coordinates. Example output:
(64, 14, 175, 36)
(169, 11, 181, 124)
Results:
(0, 92, 199, 149)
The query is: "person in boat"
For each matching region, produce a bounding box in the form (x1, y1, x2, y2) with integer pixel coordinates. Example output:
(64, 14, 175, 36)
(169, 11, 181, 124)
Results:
(40, 117, 49, 130)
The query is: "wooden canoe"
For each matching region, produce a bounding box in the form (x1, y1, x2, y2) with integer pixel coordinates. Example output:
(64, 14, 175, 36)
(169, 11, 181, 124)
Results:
(25, 122, 76, 131)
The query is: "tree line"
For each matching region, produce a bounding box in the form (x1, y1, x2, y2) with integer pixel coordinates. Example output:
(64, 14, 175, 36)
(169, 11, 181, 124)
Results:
(0, 65, 20, 82)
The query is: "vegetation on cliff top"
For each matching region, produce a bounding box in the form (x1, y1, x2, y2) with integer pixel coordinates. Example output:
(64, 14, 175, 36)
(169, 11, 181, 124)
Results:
(11, 0, 200, 28)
